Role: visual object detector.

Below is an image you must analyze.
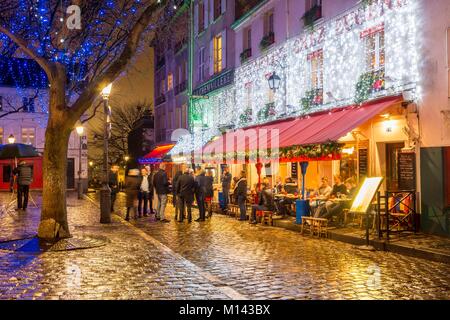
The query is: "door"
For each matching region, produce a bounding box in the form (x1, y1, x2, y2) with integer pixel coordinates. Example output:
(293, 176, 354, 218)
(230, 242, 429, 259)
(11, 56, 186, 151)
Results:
(386, 142, 404, 191)
(67, 158, 75, 189)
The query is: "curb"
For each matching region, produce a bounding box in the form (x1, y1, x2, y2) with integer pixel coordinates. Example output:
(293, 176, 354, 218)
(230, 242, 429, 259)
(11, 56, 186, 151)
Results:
(273, 219, 450, 264)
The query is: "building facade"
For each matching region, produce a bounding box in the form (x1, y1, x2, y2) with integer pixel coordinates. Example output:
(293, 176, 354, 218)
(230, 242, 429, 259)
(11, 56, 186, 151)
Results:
(160, 0, 450, 236)
(0, 58, 88, 191)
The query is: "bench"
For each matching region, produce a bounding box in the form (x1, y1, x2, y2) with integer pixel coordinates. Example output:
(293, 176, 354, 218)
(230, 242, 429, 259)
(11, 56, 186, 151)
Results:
(301, 216, 328, 238)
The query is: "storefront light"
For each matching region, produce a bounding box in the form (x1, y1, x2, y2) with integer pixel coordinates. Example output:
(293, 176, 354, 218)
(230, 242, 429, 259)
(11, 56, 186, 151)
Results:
(383, 119, 396, 133)
(342, 147, 355, 155)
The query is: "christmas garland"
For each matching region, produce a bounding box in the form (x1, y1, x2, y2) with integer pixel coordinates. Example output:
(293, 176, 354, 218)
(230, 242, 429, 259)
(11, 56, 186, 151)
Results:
(239, 108, 253, 125)
(354, 68, 385, 104)
(200, 141, 344, 163)
(257, 102, 276, 121)
(301, 88, 323, 111)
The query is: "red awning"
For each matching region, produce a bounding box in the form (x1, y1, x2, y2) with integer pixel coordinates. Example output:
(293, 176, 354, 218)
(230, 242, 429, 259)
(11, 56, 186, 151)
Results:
(139, 144, 175, 164)
(202, 96, 401, 161)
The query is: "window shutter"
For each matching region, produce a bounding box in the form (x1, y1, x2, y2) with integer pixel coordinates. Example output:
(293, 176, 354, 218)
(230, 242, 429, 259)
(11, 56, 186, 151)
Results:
(221, 0, 226, 15)
(209, 38, 214, 76)
(221, 29, 227, 70)
(209, 0, 214, 23)
(204, 0, 209, 30)
(194, 3, 199, 35)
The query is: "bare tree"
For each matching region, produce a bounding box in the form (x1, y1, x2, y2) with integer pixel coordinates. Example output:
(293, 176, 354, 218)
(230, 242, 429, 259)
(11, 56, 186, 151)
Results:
(0, 0, 174, 239)
(88, 102, 151, 166)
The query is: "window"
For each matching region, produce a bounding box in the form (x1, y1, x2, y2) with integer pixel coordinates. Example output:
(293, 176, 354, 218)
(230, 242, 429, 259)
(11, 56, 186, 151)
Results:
(264, 10, 274, 36)
(308, 50, 323, 90)
(182, 104, 188, 129)
(199, 47, 206, 82)
(198, 1, 205, 33)
(363, 26, 385, 72)
(213, 34, 223, 74)
(160, 78, 165, 95)
(21, 128, 36, 146)
(176, 107, 182, 128)
(167, 73, 174, 91)
(21, 97, 35, 113)
(244, 27, 252, 50)
(169, 111, 174, 129)
(213, 0, 222, 21)
(306, 0, 322, 10)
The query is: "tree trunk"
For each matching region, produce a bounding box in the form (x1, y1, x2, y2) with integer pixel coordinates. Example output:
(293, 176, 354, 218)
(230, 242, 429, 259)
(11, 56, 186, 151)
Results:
(38, 66, 74, 240)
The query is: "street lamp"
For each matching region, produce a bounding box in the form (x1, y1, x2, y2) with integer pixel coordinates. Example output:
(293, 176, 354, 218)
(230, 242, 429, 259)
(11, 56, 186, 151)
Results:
(76, 126, 84, 199)
(267, 72, 281, 92)
(100, 83, 113, 224)
(8, 134, 15, 144)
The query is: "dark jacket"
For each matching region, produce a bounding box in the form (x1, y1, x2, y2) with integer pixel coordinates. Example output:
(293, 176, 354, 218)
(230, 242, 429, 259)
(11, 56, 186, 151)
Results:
(258, 189, 275, 211)
(176, 173, 195, 202)
(109, 172, 119, 193)
(14, 164, 33, 186)
(153, 169, 169, 195)
(138, 174, 153, 193)
(125, 176, 140, 207)
(222, 172, 232, 190)
(331, 183, 348, 197)
(172, 170, 183, 195)
(234, 178, 247, 198)
(195, 173, 207, 197)
(205, 176, 214, 198)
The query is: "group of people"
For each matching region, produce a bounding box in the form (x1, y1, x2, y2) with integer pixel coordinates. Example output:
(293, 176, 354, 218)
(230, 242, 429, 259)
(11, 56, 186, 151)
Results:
(311, 175, 358, 225)
(122, 164, 171, 222)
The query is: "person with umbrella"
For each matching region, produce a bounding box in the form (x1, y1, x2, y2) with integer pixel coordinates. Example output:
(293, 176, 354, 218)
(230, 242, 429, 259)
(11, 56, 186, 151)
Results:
(13, 160, 33, 210)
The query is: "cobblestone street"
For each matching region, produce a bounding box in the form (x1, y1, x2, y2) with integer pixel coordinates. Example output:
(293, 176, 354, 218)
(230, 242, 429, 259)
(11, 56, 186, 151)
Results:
(1, 192, 450, 300)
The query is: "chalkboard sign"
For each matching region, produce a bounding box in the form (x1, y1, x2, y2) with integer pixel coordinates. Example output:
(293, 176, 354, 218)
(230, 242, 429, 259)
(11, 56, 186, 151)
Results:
(398, 152, 416, 191)
(291, 162, 298, 179)
(359, 148, 368, 178)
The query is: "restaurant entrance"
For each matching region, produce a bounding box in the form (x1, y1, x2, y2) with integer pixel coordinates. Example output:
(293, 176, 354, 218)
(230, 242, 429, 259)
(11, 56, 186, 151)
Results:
(386, 142, 405, 191)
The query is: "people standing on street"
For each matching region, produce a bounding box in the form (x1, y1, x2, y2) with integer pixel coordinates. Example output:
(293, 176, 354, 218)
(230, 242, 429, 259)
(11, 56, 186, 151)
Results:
(176, 168, 195, 223)
(124, 169, 140, 221)
(109, 166, 119, 213)
(205, 170, 214, 218)
(250, 182, 275, 224)
(195, 169, 207, 222)
(221, 166, 232, 214)
(235, 171, 248, 221)
(138, 167, 152, 218)
(153, 163, 170, 223)
(172, 165, 184, 221)
(13, 161, 32, 211)
(148, 166, 156, 215)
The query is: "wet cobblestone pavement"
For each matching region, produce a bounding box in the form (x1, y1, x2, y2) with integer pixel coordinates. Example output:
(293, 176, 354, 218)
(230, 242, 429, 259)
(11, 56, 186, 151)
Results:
(1, 191, 450, 300)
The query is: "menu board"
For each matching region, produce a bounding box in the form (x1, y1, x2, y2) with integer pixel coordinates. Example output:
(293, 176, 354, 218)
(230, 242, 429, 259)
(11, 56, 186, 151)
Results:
(398, 152, 416, 191)
(291, 162, 298, 179)
(350, 177, 384, 214)
(358, 148, 368, 178)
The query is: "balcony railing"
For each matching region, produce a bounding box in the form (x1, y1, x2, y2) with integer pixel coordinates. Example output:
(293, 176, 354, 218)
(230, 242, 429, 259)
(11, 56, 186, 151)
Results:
(259, 32, 275, 51)
(240, 48, 252, 64)
(175, 81, 187, 95)
(155, 94, 166, 106)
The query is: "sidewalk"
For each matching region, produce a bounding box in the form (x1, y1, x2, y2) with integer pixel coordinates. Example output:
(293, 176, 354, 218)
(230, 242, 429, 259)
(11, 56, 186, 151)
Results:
(273, 216, 450, 264)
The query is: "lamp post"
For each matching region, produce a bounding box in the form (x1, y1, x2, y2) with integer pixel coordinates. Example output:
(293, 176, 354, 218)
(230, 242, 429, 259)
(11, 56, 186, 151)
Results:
(8, 134, 15, 144)
(100, 83, 113, 224)
(267, 60, 288, 115)
(76, 126, 85, 199)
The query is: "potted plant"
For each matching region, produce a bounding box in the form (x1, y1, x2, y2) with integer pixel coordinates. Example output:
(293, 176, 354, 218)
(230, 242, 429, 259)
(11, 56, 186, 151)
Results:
(301, 5, 322, 31)
(259, 32, 275, 51)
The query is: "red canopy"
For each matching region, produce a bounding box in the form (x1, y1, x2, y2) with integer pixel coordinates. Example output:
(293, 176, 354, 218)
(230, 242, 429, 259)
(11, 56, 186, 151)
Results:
(139, 144, 175, 164)
(201, 96, 401, 162)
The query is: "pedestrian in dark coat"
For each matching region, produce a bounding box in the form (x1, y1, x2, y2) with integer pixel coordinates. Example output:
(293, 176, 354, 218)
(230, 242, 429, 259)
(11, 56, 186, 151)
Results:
(153, 163, 170, 222)
(176, 169, 195, 222)
(205, 170, 214, 218)
(195, 169, 207, 221)
(172, 167, 184, 220)
(221, 166, 232, 213)
(234, 171, 248, 221)
(109, 167, 119, 213)
(13, 161, 33, 210)
(125, 169, 140, 221)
